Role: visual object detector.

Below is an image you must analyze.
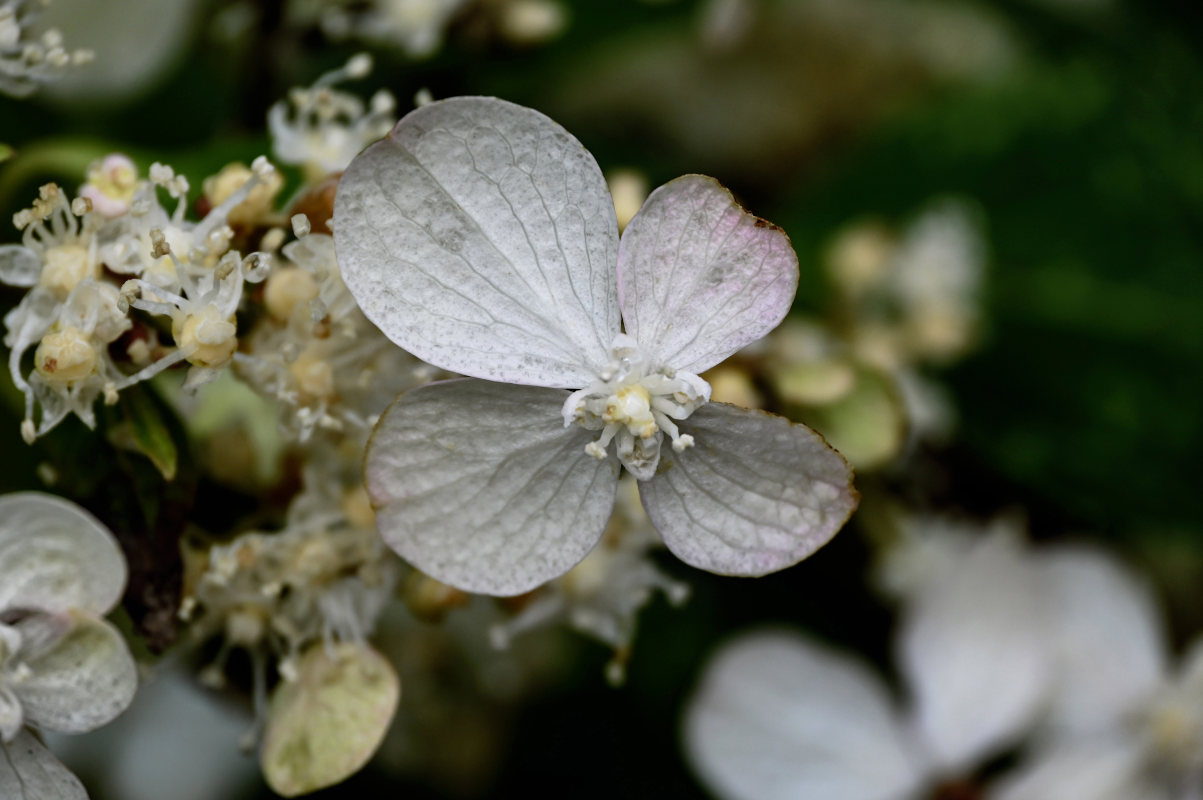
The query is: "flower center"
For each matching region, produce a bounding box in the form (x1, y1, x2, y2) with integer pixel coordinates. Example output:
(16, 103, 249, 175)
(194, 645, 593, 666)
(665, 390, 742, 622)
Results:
(562, 334, 710, 480)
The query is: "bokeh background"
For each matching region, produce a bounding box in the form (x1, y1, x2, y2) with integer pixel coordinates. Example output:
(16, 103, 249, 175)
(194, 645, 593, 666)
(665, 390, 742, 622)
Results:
(2, 0, 1202, 797)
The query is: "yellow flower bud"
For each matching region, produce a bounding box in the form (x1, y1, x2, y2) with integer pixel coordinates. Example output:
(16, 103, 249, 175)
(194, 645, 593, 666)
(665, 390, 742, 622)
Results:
(264, 265, 320, 322)
(34, 326, 97, 384)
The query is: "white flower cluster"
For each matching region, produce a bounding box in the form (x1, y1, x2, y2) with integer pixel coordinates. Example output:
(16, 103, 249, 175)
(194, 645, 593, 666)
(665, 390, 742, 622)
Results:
(0, 0, 92, 97)
(0, 155, 278, 443)
(268, 53, 397, 180)
(181, 463, 398, 695)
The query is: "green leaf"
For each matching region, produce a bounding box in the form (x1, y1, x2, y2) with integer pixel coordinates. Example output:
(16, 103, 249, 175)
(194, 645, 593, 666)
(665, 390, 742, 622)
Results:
(109, 385, 178, 481)
(261, 643, 400, 797)
(0, 144, 13, 163)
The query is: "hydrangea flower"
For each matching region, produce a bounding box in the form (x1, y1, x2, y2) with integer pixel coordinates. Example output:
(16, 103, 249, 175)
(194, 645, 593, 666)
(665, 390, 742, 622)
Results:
(333, 96, 858, 595)
(0, 492, 138, 799)
(684, 526, 1051, 800)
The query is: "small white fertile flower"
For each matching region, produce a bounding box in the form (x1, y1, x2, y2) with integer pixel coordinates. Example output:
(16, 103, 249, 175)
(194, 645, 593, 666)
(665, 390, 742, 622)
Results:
(268, 54, 397, 180)
(684, 527, 1051, 800)
(0, 492, 138, 798)
(334, 97, 858, 595)
(0, 0, 92, 98)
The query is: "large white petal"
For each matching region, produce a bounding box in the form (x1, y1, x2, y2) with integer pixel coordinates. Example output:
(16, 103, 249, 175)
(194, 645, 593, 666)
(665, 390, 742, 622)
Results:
(990, 737, 1164, 800)
(16, 614, 137, 735)
(0, 730, 87, 800)
(684, 631, 925, 800)
(334, 96, 620, 387)
(639, 403, 857, 576)
(365, 379, 620, 595)
(0, 493, 126, 615)
(616, 175, 797, 374)
(898, 530, 1049, 772)
(1038, 546, 1167, 737)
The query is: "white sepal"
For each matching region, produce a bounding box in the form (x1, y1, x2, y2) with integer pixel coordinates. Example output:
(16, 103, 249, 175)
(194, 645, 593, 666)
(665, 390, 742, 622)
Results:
(0, 729, 88, 800)
(335, 96, 621, 388)
(616, 175, 798, 375)
(0, 492, 127, 616)
(638, 402, 857, 576)
(365, 379, 620, 595)
(261, 643, 399, 798)
(0, 246, 41, 288)
(684, 631, 924, 800)
(13, 613, 137, 735)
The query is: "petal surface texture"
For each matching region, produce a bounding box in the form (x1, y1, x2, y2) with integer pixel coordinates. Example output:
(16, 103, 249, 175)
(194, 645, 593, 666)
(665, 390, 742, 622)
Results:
(0, 492, 127, 615)
(1038, 547, 1167, 737)
(0, 729, 87, 800)
(16, 614, 138, 735)
(684, 631, 924, 800)
(897, 530, 1048, 772)
(639, 403, 857, 576)
(616, 175, 798, 375)
(992, 738, 1163, 800)
(334, 96, 620, 388)
(365, 379, 620, 595)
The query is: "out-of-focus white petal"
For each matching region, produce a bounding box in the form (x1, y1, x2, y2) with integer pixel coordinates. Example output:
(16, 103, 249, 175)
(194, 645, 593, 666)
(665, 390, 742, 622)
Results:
(0, 246, 40, 288)
(15, 614, 137, 735)
(616, 175, 798, 375)
(1039, 546, 1167, 736)
(365, 379, 620, 596)
(684, 631, 925, 800)
(898, 530, 1048, 772)
(0, 729, 87, 800)
(334, 96, 620, 387)
(990, 737, 1164, 800)
(0, 492, 126, 615)
(639, 403, 856, 576)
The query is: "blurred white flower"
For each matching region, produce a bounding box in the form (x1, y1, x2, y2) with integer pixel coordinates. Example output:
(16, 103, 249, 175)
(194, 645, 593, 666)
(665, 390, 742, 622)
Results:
(319, 0, 467, 58)
(993, 548, 1202, 800)
(0, 492, 137, 798)
(334, 96, 857, 596)
(685, 526, 1050, 800)
(0, 0, 91, 97)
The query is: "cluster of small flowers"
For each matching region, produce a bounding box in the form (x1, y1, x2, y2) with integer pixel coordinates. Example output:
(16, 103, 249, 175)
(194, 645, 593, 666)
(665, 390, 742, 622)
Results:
(0, 0, 92, 97)
(0, 154, 277, 443)
(180, 460, 398, 715)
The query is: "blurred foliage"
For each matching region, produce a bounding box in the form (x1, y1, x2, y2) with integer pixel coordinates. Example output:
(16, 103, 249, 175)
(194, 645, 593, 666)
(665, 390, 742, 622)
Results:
(2, 0, 1202, 797)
